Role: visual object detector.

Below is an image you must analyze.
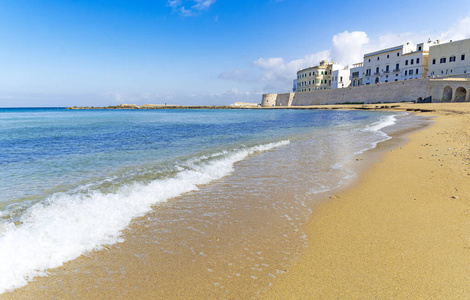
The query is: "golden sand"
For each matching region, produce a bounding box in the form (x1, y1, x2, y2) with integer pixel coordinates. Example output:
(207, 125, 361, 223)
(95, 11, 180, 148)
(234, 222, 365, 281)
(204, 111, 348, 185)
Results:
(263, 103, 470, 299)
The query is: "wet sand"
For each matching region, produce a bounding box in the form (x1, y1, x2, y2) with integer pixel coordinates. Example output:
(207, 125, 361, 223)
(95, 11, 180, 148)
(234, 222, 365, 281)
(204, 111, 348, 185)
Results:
(4, 103, 470, 299)
(263, 103, 470, 298)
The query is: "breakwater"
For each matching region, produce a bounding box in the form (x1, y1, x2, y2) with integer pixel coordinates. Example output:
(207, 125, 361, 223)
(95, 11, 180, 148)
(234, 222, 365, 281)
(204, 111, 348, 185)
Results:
(66, 104, 260, 110)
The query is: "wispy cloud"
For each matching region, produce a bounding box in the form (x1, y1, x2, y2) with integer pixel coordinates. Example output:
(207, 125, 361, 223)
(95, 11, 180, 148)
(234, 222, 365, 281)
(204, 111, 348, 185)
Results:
(168, 0, 216, 16)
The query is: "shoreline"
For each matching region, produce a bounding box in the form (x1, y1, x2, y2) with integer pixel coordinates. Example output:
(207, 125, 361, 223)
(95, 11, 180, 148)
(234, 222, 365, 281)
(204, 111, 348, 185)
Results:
(263, 102, 470, 298)
(3, 103, 469, 298)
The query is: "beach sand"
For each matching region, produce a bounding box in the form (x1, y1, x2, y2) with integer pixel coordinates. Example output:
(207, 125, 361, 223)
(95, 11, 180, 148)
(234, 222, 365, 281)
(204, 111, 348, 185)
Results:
(3, 103, 470, 299)
(263, 103, 470, 299)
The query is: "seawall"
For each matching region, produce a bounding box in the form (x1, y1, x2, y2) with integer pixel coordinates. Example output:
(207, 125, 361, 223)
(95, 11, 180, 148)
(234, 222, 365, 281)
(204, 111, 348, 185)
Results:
(262, 76, 470, 106)
(262, 78, 430, 107)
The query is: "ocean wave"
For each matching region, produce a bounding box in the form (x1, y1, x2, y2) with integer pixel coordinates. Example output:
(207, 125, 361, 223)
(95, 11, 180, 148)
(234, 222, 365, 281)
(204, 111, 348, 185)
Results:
(0, 140, 290, 294)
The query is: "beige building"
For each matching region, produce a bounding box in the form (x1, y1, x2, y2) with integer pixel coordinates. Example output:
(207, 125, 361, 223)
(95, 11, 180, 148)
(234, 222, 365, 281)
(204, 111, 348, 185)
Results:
(296, 60, 333, 92)
(427, 38, 470, 77)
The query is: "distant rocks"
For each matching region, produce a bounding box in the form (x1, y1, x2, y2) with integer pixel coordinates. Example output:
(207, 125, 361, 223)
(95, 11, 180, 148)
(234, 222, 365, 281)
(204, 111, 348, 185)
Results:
(66, 103, 261, 110)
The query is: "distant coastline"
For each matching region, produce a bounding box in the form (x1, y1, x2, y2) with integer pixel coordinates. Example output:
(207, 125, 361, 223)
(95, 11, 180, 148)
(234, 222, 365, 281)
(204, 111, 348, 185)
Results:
(66, 102, 261, 110)
(66, 103, 436, 113)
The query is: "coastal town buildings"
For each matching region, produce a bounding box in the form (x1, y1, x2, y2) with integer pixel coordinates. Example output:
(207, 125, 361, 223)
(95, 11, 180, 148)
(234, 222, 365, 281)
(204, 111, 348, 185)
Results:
(427, 38, 470, 77)
(292, 37, 470, 97)
(296, 60, 333, 92)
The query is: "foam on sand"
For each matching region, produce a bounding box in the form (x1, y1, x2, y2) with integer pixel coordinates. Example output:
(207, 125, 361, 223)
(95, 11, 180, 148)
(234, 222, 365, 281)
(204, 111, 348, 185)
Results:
(0, 140, 290, 294)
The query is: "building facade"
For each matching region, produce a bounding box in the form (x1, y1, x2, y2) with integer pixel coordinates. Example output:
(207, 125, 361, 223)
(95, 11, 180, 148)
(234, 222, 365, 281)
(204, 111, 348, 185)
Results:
(349, 63, 363, 87)
(296, 60, 333, 92)
(362, 42, 432, 85)
(427, 38, 470, 77)
(331, 65, 351, 89)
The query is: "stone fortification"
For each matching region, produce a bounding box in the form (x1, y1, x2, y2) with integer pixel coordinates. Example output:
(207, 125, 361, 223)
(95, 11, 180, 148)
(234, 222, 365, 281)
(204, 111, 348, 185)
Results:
(262, 76, 470, 106)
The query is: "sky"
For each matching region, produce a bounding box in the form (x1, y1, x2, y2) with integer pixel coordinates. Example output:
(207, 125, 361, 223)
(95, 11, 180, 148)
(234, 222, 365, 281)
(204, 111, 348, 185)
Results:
(1, 0, 470, 107)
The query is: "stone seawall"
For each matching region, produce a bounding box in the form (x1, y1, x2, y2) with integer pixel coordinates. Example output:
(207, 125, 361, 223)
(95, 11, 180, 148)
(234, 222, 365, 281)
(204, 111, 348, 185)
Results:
(262, 78, 430, 107)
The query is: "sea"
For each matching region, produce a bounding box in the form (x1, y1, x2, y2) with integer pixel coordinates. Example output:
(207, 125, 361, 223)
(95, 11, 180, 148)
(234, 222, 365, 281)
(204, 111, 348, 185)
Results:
(0, 107, 424, 295)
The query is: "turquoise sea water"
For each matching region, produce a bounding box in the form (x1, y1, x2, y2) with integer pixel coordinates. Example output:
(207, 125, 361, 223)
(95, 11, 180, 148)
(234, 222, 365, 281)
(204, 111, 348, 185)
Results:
(0, 107, 406, 293)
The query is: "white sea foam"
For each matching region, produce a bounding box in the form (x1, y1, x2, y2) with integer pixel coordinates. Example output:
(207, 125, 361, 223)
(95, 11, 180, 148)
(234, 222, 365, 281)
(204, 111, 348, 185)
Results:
(0, 140, 290, 294)
(356, 113, 405, 154)
(330, 113, 402, 182)
(364, 114, 399, 133)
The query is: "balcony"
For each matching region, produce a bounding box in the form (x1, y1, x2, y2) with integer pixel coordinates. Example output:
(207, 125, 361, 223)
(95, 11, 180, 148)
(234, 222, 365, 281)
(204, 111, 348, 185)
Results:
(393, 68, 400, 72)
(374, 72, 380, 76)
(351, 74, 360, 78)
(383, 70, 390, 74)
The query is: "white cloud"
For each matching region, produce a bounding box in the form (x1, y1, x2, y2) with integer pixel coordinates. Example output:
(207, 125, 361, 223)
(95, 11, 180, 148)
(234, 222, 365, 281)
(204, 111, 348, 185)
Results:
(218, 69, 252, 82)
(168, 0, 216, 16)
(331, 31, 369, 65)
(252, 51, 330, 91)
(439, 15, 470, 42)
(192, 0, 216, 10)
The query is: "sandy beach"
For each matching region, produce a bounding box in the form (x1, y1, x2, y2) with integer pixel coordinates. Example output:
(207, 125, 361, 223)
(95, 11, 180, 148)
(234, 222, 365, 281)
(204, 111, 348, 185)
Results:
(263, 102, 470, 298)
(3, 103, 470, 299)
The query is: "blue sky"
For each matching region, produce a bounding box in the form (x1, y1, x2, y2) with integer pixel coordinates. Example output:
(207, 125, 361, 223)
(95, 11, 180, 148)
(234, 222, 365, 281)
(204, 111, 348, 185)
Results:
(1, 0, 470, 107)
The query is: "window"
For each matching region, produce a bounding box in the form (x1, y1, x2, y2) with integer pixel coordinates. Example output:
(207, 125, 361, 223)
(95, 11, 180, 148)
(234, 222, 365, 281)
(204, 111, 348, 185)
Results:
(309, 72, 311, 76)
(397, 52, 400, 56)
(450, 56, 456, 62)
(321, 71, 324, 75)
(395, 63, 399, 70)
(405, 60, 409, 65)
(462, 54, 466, 60)
(416, 69, 419, 74)
(377, 57, 380, 61)
(405, 70, 408, 75)
(418, 46, 422, 51)
(410, 70, 413, 75)
(325, 71, 328, 75)
(395, 79, 398, 81)
(376, 67, 379, 74)
(321, 80, 323, 84)
(440, 57, 446, 63)
(432, 59, 436, 64)
(340, 76, 343, 82)
(416, 58, 420, 64)
(387, 54, 389, 58)
(411, 59, 414, 65)
(385, 65, 390, 72)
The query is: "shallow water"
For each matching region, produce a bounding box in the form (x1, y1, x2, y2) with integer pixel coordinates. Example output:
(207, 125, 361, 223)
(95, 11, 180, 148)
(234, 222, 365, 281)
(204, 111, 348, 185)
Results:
(0, 108, 421, 294)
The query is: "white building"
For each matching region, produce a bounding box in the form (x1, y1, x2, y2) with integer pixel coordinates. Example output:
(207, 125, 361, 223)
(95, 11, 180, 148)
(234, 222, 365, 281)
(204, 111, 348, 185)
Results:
(362, 42, 432, 85)
(331, 65, 351, 89)
(427, 38, 470, 77)
(349, 63, 363, 87)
